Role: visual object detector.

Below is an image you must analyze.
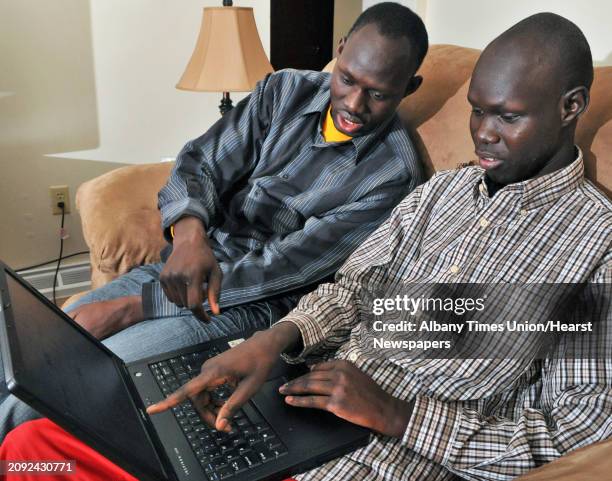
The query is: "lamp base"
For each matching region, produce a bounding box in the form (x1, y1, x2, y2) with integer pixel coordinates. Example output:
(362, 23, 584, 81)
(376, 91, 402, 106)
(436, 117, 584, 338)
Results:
(219, 92, 233, 116)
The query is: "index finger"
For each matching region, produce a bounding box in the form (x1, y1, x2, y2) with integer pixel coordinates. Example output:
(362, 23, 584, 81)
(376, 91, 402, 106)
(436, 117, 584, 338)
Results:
(146, 371, 222, 415)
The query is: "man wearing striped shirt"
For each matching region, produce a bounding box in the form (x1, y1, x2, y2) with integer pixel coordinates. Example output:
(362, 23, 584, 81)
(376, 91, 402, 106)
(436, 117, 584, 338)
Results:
(144, 13, 611, 481)
(0, 4, 427, 437)
(59, 2, 427, 346)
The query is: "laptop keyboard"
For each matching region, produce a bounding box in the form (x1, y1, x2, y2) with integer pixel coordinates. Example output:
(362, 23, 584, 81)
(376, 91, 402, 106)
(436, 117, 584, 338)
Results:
(150, 348, 289, 480)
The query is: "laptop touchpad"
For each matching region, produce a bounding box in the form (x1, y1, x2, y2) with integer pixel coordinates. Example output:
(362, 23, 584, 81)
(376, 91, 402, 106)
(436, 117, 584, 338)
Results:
(251, 375, 356, 453)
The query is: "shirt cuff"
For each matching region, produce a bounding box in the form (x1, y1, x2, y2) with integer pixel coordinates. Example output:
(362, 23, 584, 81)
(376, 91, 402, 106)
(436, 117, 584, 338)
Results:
(402, 395, 462, 466)
(160, 199, 211, 241)
(276, 311, 326, 363)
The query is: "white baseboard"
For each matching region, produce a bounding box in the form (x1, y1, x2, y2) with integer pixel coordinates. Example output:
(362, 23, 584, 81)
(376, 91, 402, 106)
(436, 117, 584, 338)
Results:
(17, 262, 91, 300)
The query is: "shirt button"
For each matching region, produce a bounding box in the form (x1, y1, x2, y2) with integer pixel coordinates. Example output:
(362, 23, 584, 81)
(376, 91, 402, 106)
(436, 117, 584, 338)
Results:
(348, 352, 358, 362)
(520, 209, 528, 216)
(449, 265, 460, 274)
(281, 174, 289, 179)
(479, 218, 490, 228)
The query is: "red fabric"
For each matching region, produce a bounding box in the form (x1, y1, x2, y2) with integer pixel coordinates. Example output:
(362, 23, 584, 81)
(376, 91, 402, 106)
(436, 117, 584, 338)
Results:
(0, 419, 138, 481)
(1, 419, 298, 481)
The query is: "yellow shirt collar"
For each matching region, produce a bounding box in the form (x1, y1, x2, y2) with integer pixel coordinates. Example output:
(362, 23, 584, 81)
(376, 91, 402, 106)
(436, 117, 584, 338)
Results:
(322, 105, 353, 143)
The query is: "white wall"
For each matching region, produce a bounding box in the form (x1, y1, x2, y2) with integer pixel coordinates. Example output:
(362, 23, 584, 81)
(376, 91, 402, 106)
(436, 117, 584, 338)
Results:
(53, 0, 270, 165)
(364, 1, 611, 65)
(424, 0, 611, 65)
(0, 0, 270, 267)
(334, 0, 363, 51)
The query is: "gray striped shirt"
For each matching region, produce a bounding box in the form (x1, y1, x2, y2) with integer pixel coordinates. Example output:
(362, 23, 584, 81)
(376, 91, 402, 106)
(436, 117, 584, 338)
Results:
(280, 150, 612, 481)
(142, 70, 423, 319)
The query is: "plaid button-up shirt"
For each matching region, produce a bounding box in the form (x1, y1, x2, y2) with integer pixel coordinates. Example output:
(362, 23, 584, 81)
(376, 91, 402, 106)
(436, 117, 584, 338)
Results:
(280, 150, 612, 481)
(142, 70, 423, 319)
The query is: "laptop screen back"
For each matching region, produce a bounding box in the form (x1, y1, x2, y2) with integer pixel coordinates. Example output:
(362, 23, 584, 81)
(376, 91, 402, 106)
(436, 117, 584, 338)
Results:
(1, 270, 167, 480)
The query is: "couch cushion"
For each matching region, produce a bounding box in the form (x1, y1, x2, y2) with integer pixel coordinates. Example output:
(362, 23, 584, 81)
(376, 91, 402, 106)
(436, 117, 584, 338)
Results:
(397, 45, 480, 177)
(576, 66, 612, 197)
(76, 162, 173, 288)
(515, 438, 612, 481)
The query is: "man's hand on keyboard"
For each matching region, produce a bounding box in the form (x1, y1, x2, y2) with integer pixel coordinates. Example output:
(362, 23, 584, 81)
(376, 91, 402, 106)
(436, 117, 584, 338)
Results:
(278, 360, 415, 438)
(146, 322, 302, 432)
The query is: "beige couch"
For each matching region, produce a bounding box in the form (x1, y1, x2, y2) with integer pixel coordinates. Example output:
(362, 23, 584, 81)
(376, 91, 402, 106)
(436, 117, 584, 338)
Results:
(70, 45, 612, 479)
(74, 45, 612, 290)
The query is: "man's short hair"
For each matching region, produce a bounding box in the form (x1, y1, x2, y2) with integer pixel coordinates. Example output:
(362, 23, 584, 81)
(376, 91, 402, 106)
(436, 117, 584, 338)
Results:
(348, 2, 429, 71)
(502, 12, 594, 90)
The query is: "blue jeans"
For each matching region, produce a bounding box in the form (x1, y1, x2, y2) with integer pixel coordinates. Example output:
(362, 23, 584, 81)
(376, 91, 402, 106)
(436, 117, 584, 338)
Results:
(0, 263, 298, 441)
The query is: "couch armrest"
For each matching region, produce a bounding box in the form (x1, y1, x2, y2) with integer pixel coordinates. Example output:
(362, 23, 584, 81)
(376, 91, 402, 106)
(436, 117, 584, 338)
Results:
(515, 439, 612, 481)
(76, 162, 174, 289)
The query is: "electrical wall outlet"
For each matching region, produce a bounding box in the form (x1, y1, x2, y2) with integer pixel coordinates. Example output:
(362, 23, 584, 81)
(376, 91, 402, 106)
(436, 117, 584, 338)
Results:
(49, 185, 71, 215)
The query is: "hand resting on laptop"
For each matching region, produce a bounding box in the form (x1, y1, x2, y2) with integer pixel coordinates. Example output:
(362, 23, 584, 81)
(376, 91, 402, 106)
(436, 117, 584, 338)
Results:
(279, 359, 413, 437)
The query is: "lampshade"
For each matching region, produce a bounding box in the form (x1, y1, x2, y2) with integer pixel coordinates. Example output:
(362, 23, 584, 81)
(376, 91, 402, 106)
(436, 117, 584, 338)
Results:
(176, 7, 274, 92)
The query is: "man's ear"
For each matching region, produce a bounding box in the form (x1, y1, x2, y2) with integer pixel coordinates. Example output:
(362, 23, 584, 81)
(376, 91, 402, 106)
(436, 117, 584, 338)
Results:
(561, 86, 589, 127)
(336, 36, 347, 57)
(403, 75, 423, 97)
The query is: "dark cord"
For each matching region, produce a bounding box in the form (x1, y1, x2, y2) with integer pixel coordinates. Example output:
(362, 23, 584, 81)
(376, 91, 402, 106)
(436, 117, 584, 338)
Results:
(52, 203, 66, 306)
(17, 250, 90, 272)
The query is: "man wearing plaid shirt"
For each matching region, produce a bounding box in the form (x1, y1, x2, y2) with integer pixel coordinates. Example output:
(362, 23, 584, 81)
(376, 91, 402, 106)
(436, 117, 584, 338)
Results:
(146, 12, 612, 481)
(2, 11, 610, 481)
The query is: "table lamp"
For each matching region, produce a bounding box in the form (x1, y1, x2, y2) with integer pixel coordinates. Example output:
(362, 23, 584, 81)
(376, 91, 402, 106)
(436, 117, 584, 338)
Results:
(176, 0, 274, 115)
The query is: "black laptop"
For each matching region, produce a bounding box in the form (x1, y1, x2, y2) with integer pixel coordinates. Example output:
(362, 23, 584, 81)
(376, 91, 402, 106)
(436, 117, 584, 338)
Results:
(0, 263, 370, 481)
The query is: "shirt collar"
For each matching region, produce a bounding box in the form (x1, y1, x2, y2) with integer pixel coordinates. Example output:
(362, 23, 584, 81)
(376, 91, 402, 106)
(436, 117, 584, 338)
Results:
(303, 74, 332, 116)
(520, 147, 584, 209)
(474, 146, 585, 211)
